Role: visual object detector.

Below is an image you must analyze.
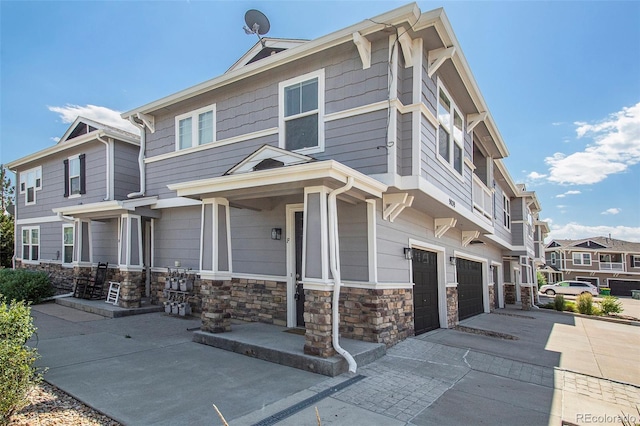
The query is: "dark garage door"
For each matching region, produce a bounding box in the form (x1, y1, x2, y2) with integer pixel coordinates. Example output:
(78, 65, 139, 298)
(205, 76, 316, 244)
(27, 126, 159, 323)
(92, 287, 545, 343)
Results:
(413, 249, 440, 335)
(608, 279, 640, 297)
(457, 258, 484, 320)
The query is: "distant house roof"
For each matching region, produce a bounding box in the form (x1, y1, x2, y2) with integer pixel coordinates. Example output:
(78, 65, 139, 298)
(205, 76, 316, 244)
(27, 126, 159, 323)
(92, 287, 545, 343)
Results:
(546, 237, 640, 253)
(6, 117, 139, 170)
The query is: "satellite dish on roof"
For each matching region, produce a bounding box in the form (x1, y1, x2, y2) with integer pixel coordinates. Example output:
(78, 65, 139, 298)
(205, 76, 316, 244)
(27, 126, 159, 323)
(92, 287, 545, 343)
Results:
(243, 9, 270, 47)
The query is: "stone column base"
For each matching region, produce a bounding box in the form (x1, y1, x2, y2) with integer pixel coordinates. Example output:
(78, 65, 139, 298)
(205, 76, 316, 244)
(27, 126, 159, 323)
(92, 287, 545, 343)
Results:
(504, 283, 516, 305)
(116, 271, 142, 308)
(489, 284, 496, 311)
(304, 290, 335, 358)
(200, 280, 231, 333)
(520, 285, 532, 311)
(446, 286, 459, 328)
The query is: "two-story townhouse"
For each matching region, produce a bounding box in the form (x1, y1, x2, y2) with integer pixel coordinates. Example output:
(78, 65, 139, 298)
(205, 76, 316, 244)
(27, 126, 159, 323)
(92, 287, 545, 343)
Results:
(8, 4, 546, 358)
(6, 118, 144, 289)
(545, 237, 640, 296)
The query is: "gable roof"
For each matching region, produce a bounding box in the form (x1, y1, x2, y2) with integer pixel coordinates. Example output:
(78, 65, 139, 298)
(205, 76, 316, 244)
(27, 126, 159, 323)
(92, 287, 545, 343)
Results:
(546, 237, 640, 253)
(6, 117, 139, 170)
(224, 145, 315, 175)
(121, 3, 509, 159)
(226, 38, 309, 73)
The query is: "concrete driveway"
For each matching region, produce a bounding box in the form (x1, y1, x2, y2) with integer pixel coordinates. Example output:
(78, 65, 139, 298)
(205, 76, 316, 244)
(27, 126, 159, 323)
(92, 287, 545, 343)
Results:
(29, 302, 640, 426)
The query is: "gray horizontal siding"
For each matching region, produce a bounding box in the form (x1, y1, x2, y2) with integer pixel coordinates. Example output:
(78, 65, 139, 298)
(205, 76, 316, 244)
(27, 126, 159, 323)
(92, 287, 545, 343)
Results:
(511, 223, 525, 246)
(397, 111, 412, 176)
(113, 142, 140, 199)
(493, 183, 513, 243)
(337, 200, 368, 282)
(318, 110, 388, 175)
(153, 206, 201, 270)
(230, 203, 287, 277)
(18, 222, 60, 262)
(511, 198, 525, 221)
(16, 142, 108, 220)
(92, 219, 119, 265)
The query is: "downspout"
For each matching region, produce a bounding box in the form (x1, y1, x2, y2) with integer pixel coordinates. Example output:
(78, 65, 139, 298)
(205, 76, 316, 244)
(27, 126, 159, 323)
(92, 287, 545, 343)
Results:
(127, 116, 146, 198)
(328, 176, 357, 374)
(96, 134, 111, 201)
(57, 212, 75, 223)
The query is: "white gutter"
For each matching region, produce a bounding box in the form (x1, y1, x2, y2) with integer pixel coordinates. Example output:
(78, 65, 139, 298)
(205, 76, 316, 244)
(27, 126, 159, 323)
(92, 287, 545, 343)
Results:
(57, 212, 75, 224)
(96, 135, 111, 201)
(128, 116, 146, 198)
(328, 176, 357, 374)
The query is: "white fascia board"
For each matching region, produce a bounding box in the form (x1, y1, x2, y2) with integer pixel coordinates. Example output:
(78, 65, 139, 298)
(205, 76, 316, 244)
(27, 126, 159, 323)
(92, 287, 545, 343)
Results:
(168, 160, 388, 199)
(122, 3, 420, 118)
(51, 196, 158, 216)
(6, 130, 139, 170)
(494, 159, 520, 197)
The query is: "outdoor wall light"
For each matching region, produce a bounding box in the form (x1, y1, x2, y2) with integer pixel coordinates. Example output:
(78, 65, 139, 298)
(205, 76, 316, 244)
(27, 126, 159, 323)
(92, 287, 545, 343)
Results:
(404, 248, 413, 260)
(271, 228, 282, 240)
(449, 256, 457, 265)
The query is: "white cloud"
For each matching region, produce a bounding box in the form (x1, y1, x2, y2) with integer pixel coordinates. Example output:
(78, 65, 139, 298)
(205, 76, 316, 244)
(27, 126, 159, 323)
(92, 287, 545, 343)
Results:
(545, 102, 640, 185)
(527, 171, 547, 180)
(555, 190, 581, 198)
(601, 208, 621, 215)
(48, 104, 139, 134)
(546, 222, 640, 243)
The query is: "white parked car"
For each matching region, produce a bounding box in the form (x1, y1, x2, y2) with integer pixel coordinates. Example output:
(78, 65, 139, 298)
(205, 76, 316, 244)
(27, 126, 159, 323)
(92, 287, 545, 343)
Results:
(539, 280, 599, 297)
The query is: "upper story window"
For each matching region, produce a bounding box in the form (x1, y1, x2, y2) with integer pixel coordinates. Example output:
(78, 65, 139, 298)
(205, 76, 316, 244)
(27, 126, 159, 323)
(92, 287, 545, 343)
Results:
(503, 195, 511, 230)
(175, 104, 216, 150)
(22, 226, 39, 262)
(279, 69, 324, 154)
(550, 252, 557, 265)
(63, 224, 74, 264)
(437, 83, 464, 175)
(632, 255, 640, 268)
(572, 252, 591, 266)
(64, 154, 86, 198)
(19, 166, 42, 205)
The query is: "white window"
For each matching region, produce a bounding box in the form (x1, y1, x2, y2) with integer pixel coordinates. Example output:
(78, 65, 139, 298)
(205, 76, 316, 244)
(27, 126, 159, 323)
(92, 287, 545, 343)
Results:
(175, 104, 216, 150)
(63, 225, 74, 264)
(550, 252, 556, 265)
(19, 167, 42, 205)
(503, 195, 511, 230)
(632, 255, 640, 268)
(437, 83, 464, 175)
(69, 157, 81, 196)
(572, 252, 591, 266)
(279, 69, 324, 154)
(22, 226, 39, 261)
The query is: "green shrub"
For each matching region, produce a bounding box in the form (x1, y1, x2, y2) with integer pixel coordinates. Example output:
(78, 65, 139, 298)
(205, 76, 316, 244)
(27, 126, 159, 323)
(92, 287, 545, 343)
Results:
(599, 296, 624, 315)
(0, 269, 53, 304)
(0, 297, 43, 424)
(576, 293, 595, 315)
(564, 301, 576, 313)
(553, 294, 565, 311)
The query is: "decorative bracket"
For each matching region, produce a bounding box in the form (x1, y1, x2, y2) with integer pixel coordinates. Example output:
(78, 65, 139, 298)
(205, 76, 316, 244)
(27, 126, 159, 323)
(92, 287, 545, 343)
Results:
(466, 112, 487, 134)
(462, 230, 480, 247)
(398, 32, 414, 68)
(136, 112, 155, 133)
(352, 32, 371, 70)
(427, 46, 456, 78)
(434, 217, 457, 238)
(383, 193, 414, 222)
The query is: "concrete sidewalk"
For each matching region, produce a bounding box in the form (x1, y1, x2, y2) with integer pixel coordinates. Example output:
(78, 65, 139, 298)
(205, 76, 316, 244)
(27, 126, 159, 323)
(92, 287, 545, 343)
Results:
(29, 302, 640, 425)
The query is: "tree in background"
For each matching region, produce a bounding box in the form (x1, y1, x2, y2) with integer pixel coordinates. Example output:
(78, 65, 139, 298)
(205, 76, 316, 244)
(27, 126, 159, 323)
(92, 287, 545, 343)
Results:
(0, 166, 15, 268)
(536, 270, 547, 287)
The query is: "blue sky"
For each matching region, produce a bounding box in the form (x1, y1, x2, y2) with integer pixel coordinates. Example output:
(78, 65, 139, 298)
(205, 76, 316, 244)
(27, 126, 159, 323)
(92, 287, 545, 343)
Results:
(1, 1, 639, 242)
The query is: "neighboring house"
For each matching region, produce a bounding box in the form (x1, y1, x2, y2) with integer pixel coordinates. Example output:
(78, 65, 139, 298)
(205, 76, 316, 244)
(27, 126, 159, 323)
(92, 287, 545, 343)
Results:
(8, 3, 547, 357)
(545, 237, 640, 296)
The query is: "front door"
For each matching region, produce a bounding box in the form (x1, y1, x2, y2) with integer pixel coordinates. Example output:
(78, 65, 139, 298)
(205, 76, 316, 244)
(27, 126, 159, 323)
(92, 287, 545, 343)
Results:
(457, 258, 484, 320)
(412, 249, 440, 335)
(294, 211, 305, 327)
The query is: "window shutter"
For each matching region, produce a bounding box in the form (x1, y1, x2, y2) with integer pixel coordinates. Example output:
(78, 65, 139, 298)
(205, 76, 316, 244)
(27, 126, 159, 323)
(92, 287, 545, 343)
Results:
(63, 159, 69, 197)
(79, 154, 86, 194)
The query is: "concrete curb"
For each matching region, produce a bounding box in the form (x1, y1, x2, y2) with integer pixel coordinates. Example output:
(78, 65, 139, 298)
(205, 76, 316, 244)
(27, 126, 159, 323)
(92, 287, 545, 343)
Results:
(536, 305, 640, 327)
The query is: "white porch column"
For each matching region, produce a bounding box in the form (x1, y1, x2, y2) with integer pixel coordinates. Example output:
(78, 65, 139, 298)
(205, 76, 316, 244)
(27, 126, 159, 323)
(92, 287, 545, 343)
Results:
(200, 197, 232, 280)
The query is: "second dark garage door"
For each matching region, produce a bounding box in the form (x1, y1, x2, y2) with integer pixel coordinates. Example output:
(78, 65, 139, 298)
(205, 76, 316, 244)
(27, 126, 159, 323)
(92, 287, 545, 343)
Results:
(456, 258, 484, 320)
(608, 279, 640, 297)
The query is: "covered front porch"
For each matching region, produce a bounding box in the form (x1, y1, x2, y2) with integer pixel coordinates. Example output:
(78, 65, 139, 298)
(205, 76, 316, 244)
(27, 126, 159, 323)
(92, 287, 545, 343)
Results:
(168, 146, 390, 359)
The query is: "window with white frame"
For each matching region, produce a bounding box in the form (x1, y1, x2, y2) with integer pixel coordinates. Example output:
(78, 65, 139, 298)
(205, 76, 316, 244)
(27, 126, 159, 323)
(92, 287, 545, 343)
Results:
(22, 227, 39, 261)
(572, 252, 591, 266)
(437, 83, 464, 175)
(632, 255, 640, 268)
(69, 157, 81, 195)
(503, 195, 511, 230)
(279, 69, 324, 154)
(64, 154, 85, 197)
(63, 225, 74, 264)
(550, 252, 557, 265)
(19, 166, 42, 205)
(175, 104, 216, 150)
